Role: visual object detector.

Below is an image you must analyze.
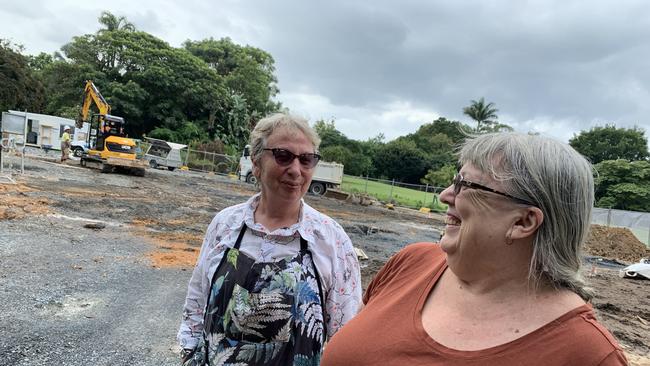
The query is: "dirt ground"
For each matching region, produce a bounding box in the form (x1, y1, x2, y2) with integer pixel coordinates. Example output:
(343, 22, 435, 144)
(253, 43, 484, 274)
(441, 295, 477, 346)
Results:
(1, 155, 649, 365)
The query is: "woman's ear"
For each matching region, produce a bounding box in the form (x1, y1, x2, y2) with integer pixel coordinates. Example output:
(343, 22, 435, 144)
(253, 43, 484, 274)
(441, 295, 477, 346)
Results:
(510, 207, 544, 240)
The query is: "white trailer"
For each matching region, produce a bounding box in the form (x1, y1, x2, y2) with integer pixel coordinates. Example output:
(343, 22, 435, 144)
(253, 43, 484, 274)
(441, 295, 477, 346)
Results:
(1, 110, 89, 151)
(238, 145, 344, 195)
(143, 137, 187, 171)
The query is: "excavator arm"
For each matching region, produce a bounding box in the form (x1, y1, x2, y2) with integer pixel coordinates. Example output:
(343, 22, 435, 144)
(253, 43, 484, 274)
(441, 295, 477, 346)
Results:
(75, 80, 111, 128)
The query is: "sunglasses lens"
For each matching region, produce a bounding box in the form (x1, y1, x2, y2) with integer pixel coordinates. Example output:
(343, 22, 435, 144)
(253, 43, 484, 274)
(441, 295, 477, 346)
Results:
(273, 150, 295, 165)
(299, 154, 320, 168)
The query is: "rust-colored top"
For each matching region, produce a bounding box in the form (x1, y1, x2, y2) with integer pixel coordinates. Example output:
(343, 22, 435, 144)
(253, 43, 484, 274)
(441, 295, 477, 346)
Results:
(321, 243, 627, 366)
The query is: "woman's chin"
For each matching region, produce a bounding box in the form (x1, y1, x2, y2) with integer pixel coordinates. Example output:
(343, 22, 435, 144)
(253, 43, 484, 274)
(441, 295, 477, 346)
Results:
(439, 233, 460, 255)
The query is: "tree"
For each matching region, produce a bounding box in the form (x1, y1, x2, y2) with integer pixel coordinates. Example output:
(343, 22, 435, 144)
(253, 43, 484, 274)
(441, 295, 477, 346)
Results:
(462, 97, 499, 131)
(594, 159, 650, 211)
(313, 119, 378, 176)
(217, 93, 253, 150)
(97, 11, 135, 32)
(39, 60, 103, 117)
(314, 119, 349, 148)
(320, 145, 351, 165)
(397, 132, 455, 172)
(0, 40, 46, 113)
(21, 11, 280, 150)
(51, 12, 228, 140)
(373, 139, 429, 183)
(569, 125, 649, 164)
(184, 37, 281, 123)
(421, 164, 456, 188)
(320, 145, 372, 176)
(418, 117, 472, 144)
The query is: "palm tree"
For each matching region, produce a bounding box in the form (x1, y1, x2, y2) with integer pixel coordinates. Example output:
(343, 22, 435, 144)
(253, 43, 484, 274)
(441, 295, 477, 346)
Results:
(98, 11, 135, 33)
(96, 11, 135, 72)
(462, 97, 499, 131)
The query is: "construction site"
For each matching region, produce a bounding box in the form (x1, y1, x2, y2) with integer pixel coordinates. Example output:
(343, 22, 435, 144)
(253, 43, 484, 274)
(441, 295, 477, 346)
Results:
(1, 155, 649, 365)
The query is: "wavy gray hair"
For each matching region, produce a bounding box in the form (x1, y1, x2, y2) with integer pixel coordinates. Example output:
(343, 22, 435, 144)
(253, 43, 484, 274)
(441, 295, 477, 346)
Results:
(249, 113, 321, 164)
(458, 132, 594, 300)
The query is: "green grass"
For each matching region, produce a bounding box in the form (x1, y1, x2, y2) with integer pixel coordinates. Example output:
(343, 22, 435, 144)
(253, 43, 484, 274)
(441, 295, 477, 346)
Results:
(340, 175, 447, 212)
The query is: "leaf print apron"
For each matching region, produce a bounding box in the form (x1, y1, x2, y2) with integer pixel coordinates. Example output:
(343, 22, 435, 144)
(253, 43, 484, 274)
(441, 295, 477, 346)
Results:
(188, 224, 327, 366)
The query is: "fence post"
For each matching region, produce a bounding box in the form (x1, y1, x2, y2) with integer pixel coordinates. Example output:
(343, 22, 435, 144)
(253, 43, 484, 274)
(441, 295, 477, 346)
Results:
(423, 184, 428, 207)
(211, 152, 216, 173)
(606, 208, 612, 227)
(203, 151, 207, 172)
(365, 175, 369, 193)
(389, 179, 395, 201)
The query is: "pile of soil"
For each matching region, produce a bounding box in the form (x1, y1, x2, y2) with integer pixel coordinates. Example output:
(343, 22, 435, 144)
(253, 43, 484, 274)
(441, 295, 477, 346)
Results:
(0, 183, 50, 220)
(584, 224, 650, 263)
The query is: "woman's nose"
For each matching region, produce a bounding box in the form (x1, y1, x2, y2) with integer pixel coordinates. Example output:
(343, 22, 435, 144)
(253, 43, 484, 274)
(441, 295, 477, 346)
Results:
(285, 157, 302, 175)
(439, 184, 455, 205)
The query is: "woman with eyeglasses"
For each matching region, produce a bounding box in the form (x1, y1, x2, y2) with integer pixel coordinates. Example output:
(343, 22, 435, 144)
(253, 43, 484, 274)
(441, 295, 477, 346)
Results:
(178, 113, 361, 365)
(321, 132, 627, 366)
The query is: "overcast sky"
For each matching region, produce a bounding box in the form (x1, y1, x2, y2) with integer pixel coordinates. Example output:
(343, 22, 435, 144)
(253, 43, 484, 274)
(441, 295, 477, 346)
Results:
(2, 0, 650, 143)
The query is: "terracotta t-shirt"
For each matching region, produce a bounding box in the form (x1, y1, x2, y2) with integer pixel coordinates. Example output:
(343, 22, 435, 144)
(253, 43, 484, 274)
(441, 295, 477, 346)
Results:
(321, 243, 627, 366)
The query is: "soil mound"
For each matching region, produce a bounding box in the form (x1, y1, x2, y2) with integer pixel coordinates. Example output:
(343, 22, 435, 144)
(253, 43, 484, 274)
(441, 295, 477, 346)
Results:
(584, 224, 650, 263)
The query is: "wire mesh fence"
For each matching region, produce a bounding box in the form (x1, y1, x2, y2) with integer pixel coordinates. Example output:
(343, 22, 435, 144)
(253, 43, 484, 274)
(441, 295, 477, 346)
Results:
(341, 174, 447, 211)
(343, 175, 650, 246)
(1, 130, 26, 176)
(182, 149, 239, 175)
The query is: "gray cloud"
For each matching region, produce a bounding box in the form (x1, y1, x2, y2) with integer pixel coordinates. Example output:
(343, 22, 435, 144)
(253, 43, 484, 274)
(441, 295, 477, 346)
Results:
(1, 0, 650, 141)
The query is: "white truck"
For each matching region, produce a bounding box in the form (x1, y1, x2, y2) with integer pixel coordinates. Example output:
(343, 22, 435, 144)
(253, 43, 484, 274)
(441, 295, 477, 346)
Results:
(239, 145, 344, 195)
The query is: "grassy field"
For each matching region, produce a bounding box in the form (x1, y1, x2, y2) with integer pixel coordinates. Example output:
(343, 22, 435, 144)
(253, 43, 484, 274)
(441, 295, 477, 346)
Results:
(340, 175, 447, 212)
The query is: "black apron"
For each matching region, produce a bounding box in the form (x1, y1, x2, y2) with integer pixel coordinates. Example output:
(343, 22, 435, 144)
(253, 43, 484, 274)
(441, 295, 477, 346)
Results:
(187, 224, 327, 366)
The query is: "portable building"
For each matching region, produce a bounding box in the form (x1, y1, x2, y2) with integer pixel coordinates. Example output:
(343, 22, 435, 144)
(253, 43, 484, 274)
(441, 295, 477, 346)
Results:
(1, 110, 89, 150)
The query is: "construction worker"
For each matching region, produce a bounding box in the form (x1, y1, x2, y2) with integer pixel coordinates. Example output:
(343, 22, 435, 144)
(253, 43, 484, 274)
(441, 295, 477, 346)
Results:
(61, 126, 72, 162)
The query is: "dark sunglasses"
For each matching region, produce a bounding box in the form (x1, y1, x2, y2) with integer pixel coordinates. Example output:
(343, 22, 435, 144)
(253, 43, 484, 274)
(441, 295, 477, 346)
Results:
(452, 173, 536, 206)
(263, 148, 321, 168)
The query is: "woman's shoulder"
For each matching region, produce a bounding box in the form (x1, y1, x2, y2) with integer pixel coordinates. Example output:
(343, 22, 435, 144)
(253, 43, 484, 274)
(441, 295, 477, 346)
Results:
(208, 200, 250, 229)
(394, 242, 445, 264)
(521, 304, 627, 364)
(388, 243, 444, 279)
(565, 305, 626, 350)
(375, 243, 443, 280)
(363, 243, 444, 304)
(301, 201, 347, 234)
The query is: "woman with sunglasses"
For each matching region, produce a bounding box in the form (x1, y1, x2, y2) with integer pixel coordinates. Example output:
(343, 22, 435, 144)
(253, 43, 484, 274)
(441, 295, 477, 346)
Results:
(178, 113, 361, 365)
(321, 132, 626, 365)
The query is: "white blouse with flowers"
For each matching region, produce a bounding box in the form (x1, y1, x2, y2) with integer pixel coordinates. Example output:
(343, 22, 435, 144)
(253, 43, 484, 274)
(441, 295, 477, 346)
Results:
(177, 193, 362, 350)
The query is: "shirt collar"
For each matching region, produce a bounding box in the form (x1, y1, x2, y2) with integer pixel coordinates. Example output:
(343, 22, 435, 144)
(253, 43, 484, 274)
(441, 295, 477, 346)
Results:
(234, 193, 315, 243)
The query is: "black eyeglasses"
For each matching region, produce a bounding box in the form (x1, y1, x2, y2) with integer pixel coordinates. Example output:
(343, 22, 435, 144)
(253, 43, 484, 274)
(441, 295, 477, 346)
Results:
(452, 173, 536, 206)
(263, 148, 321, 168)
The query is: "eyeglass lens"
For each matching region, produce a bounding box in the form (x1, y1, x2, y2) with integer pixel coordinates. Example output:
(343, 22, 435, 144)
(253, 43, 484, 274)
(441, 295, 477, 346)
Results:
(269, 148, 320, 168)
(452, 174, 462, 195)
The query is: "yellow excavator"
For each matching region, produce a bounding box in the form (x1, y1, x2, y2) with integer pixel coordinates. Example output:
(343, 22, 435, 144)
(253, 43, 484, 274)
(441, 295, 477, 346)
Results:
(75, 80, 146, 176)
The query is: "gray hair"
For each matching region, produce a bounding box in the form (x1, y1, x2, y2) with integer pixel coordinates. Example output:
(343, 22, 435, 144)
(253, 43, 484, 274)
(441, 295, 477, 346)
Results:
(249, 113, 321, 163)
(458, 132, 595, 300)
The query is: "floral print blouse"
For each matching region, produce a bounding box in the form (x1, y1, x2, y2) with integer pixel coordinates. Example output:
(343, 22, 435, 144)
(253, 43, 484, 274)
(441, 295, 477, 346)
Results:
(178, 193, 362, 350)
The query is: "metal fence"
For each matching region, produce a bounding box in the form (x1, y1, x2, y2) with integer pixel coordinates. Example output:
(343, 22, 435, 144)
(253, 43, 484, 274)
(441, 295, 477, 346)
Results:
(343, 175, 650, 246)
(1, 114, 27, 179)
(183, 149, 238, 175)
(342, 174, 446, 210)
